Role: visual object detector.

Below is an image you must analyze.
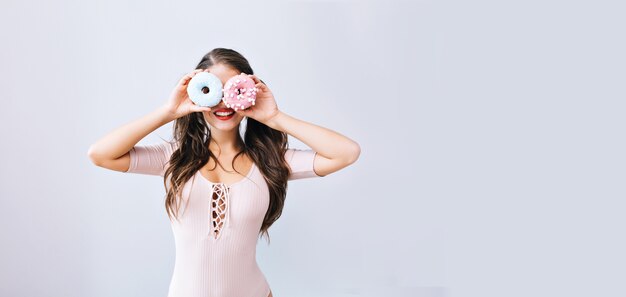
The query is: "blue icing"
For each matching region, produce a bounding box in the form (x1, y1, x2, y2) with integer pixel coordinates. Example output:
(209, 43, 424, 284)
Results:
(186, 72, 223, 107)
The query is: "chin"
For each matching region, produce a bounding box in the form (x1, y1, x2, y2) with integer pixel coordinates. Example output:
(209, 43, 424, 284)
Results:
(212, 124, 240, 132)
(204, 113, 244, 130)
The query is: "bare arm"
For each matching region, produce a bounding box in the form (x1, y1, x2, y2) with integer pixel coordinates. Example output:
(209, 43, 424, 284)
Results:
(87, 106, 177, 172)
(87, 69, 211, 172)
(234, 74, 361, 177)
(266, 111, 360, 177)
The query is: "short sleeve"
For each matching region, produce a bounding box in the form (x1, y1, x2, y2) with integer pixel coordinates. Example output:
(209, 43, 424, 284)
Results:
(285, 148, 321, 180)
(125, 141, 175, 176)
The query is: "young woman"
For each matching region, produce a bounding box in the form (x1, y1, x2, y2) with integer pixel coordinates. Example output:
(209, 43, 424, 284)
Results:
(87, 48, 361, 297)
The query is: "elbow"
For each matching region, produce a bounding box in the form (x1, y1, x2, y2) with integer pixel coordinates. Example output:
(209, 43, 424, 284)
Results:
(346, 142, 361, 165)
(87, 145, 103, 167)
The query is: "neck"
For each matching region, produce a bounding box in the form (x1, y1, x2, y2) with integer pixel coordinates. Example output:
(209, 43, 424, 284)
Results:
(209, 128, 242, 155)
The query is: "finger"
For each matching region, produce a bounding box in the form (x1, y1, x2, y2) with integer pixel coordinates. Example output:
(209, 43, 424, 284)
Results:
(186, 69, 203, 80)
(178, 73, 194, 87)
(248, 74, 261, 84)
(192, 105, 212, 112)
(255, 82, 268, 92)
(186, 70, 202, 78)
(179, 70, 203, 87)
(235, 108, 250, 117)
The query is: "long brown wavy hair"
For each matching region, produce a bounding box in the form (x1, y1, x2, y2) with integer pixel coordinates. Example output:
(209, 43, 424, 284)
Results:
(162, 48, 291, 243)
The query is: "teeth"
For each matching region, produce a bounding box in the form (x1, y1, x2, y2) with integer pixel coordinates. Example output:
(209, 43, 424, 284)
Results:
(215, 111, 234, 116)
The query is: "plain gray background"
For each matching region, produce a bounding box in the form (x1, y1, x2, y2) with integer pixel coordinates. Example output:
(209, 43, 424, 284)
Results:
(1, 0, 623, 296)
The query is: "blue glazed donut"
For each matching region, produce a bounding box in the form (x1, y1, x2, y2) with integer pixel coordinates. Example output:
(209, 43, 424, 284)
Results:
(186, 72, 223, 107)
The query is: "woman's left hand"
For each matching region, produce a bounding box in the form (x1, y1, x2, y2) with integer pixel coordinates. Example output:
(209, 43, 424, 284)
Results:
(234, 74, 280, 124)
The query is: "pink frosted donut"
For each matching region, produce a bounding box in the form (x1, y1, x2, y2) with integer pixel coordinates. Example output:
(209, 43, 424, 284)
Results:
(222, 74, 257, 111)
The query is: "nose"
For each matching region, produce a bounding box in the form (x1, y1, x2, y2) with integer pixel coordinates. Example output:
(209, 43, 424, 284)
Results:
(211, 99, 229, 110)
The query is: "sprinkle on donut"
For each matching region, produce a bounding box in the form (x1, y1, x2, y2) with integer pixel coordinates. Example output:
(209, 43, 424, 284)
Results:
(222, 74, 257, 111)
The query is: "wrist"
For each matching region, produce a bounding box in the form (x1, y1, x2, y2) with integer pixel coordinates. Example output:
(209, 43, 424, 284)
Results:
(265, 110, 285, 130)
(157, 105, 177, 124)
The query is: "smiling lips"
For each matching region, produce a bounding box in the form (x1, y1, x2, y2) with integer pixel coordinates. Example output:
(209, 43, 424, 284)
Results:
(213, 108, 235, 120)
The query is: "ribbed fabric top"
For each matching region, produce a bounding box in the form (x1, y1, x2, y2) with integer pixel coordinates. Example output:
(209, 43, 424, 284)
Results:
(124, 141, 321, 297)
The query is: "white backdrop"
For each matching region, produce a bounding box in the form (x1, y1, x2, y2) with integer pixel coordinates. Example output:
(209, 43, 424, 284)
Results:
(1, 0, 624, 297)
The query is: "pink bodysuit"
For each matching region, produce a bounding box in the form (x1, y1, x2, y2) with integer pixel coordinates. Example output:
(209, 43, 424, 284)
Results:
(124, 141, 321, 297)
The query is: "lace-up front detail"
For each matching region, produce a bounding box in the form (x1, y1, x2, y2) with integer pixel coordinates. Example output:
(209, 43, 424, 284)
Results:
(126, 141, 321, 297)
(210, 183, 230, 239)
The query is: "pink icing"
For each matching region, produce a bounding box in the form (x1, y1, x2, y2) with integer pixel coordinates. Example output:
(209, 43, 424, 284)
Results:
(222, 74, 257, 111)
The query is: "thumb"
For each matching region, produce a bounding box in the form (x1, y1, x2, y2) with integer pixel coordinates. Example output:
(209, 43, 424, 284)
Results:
(192, 105, 212, 113)
(235, 108, 251, 117)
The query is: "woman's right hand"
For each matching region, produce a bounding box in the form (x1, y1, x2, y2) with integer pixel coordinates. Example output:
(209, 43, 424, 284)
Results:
(163, 69, 212, 119)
